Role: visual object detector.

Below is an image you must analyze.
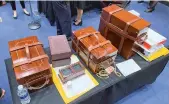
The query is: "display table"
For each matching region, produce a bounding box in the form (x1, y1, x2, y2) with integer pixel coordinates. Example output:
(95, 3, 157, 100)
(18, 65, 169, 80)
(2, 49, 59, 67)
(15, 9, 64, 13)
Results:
(5, 47, 169, 104)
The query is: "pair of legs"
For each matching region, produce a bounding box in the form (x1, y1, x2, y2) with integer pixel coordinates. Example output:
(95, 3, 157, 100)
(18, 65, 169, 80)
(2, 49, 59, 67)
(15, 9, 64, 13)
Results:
(74, 8, 83, 26)
(10, 1, 30, 19)
(73, 1, 85, 26)
(138, 0, 158, 12)
(147, 1, 158, 11)
(52, 1, 72, 40)
(0, 88, 5, 99)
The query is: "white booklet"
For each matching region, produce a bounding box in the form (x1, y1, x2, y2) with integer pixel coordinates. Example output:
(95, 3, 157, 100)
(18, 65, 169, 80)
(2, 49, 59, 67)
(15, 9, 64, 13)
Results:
(116, 59, 141, 77)
(128, 10, 140, 17)
(144, 28, 167, 47)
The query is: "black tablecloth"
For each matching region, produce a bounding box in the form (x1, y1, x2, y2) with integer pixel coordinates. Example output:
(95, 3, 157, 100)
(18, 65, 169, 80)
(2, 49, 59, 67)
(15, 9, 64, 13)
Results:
(5, 47, 169, 104)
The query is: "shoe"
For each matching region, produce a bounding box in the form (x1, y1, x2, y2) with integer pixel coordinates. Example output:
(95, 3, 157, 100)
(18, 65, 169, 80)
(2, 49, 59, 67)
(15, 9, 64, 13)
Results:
(66, 36, 72, 41)
(13, 16, 17, 19)
(13, 11, 17, 19)
(13, 14, 17, 19)
(0, 89, 5, 99)
(73, 19, 77, 22)
(138, 1, 144, 3)
(24, 12, 30, 16)
(23, 9, 30, 16)
(145, 8, 155, 13)
(73, 20, 82, 26)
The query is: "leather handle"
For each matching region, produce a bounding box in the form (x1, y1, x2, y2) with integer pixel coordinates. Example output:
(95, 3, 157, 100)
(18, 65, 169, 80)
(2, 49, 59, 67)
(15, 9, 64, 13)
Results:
(77, 32, 100, 45)
(76, 32, 99, 54)
(124, 18, 141, 32)
(10, 42, 43, 52)
(88, 41, 111, 60)
(26, 76, 50, 90)
(13, 54, 49, 68)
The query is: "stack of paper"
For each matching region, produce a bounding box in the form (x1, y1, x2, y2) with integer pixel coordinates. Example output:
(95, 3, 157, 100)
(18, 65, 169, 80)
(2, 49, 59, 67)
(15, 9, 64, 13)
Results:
(128, 10, 140, 17)
(116, 59, 141, 77)
(142, 28, 167, 50)
(134, 28, 168, 62)
(133, 47, 169, 62)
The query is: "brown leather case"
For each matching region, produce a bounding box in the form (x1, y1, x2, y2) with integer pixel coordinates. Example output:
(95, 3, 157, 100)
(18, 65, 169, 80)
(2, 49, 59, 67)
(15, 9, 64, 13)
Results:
(48, 35, 72, 61)
(99, 5, 151, 59)
(72, 26, 118, 73)
(8, 36, 52, 92)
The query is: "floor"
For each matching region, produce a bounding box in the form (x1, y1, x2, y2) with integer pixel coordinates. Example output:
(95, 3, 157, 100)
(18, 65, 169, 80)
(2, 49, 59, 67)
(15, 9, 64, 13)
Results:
(0, 1, 169, 104)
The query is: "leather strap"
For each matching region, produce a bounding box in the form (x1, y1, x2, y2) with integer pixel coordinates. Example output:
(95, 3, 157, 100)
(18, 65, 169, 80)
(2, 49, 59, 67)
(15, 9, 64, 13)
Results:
(25, 45, 30, 59)
(10, 42, 43, 52)
(106, 8, 123, 23)
(104, 8, 123, 38)
(76, 32, 99, 53)
(77, 32, 99, 40)
(101, 17, 146, 53)
(101, 17, 136, 41)
(124, 18, 141, 32)
(87, 40, 111, 66)
(88, 40, 111, 52)
(13, 54, 48, 68)
(102, 7, 142, 53)
(118, 37, 125, 53)
(74, 32, 111, 67)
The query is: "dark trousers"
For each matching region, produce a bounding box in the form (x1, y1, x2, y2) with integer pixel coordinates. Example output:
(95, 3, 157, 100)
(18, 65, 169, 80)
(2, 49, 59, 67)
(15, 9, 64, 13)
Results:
(149, 1, 158, 9)
(10, 1, 25, 10)
(0, 88, 2, 97)
(0, 1, 2, 6)
(52, 1, 72, 37)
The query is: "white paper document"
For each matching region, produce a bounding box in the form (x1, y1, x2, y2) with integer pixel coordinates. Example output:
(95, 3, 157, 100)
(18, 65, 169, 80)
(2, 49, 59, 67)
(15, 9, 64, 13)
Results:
(116, 59, 141, 77)
(128, 10, 140, 17)
(53, 55, 96, 98)
(145, 28, 167, 46)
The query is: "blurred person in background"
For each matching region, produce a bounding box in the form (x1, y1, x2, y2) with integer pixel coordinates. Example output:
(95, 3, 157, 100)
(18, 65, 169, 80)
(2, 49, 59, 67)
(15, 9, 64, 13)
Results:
(73, 1, 85, 26)
(138, 0, 158, 13)
(52, 1, 72, 40)
(10, 1, 30, 19)
(0, 0, 6, 6)
(0, 88, 5, 99)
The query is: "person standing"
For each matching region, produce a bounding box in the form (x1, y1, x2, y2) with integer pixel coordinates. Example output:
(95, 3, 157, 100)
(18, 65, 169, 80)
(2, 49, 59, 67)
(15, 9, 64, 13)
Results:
(73, 1, 85, 26)
(0, 88, 5, 99)
(52, 1, 72, 40)
(0, 0, 6, 6)
(138, 0, 158, 13)
(10, 1, 30, 19)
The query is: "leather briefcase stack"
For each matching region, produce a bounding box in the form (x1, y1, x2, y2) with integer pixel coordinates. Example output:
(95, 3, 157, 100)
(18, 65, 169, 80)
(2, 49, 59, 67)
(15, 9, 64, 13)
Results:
(8, 36, 52, 92)
(72, 26, 118, 73)
(99, 5, 151, 59)
(48, 35, 72, 67)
